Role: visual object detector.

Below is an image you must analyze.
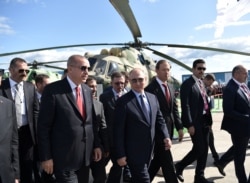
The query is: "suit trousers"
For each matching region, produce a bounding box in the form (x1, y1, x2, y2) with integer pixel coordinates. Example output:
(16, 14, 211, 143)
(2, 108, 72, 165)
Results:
(129, 163, 150, 183)
(18, 125, 34, 183)
(54, 165, 90, 183)
(177, 118, 210, 177)
(90, 157, 107, 183)
(219, 135, 249, 183)
(148, 143, 178, 183)
(105, 148, 123, 183)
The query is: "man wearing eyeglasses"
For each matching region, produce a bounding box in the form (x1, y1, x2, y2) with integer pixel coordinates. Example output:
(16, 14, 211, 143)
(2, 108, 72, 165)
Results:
(0, 57, 39, 183)
(175, 59, 213, 183)
(113, 68, 171, 183)
(99, 71, 127, 183)
(37, 55, 101, 183)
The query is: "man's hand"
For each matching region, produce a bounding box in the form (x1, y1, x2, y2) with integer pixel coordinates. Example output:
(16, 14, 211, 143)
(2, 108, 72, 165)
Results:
(93, 148, 102, 162)
(178, 129, 184, 142)
(188, 126, 195, 136)
(163, 138, 172, 150)
(41, 159, 54, 174)
(117, 157, 127, 167)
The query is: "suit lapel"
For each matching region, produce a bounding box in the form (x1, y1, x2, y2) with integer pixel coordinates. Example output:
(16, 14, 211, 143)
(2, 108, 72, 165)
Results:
(2, 79, 13, 100)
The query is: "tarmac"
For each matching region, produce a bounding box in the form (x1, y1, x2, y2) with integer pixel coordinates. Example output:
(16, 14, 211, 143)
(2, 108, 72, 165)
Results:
(91, 112, 250, 183)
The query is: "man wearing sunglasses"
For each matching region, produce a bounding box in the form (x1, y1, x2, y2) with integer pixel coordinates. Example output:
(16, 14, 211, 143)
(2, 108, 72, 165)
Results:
(175, 59, 213, 183)
(37, 55, 101, 183)
(0, 57, 39, 183)
(99, 71, 128, 183)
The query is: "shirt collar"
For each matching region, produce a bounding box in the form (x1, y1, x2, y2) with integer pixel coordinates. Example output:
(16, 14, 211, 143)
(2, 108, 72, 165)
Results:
(9, 78, 23, 88)
(66, 76, 81, 91)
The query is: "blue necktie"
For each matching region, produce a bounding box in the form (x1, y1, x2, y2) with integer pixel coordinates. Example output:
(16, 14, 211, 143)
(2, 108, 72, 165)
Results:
(140, 94, 150, 124)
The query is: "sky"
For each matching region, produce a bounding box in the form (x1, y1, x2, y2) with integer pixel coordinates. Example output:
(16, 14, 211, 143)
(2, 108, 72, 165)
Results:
(0, 0, 250, 81)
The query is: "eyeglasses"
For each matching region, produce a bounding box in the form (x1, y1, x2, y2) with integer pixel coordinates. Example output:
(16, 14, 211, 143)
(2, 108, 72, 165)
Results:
(71, 65, 91, 72)
(18, 69, 30, 74)
(197, 67, 206, 71)
(131, 78, 144, 83)
(114, 82, 125, 86)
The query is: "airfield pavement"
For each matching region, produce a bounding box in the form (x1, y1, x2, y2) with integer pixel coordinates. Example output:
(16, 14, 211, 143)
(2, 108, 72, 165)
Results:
(89, 111, 250, 183)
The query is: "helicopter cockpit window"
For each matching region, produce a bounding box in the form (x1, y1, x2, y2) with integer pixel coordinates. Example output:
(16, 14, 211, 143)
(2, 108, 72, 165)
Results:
(108, 62, 119, 76)
(94, 60, 107, 75)
(88, 57, 97, 70)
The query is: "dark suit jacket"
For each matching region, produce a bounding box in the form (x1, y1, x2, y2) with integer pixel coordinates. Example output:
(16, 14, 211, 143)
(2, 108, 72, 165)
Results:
(145, 78, 183, 139)
(93, 99, 109, 153)
(37, 78, 98, 172)
(99, 89, 116, 148)
(114, 91, 169, 165)
(180, 76, 212, 128)
(221, 79, 250, 137)
(0, 96, 20, 182)
(1, 78, 39, 144)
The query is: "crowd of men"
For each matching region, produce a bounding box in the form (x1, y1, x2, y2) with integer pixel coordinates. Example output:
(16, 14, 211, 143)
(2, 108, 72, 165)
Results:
(0, 56, 250, 183)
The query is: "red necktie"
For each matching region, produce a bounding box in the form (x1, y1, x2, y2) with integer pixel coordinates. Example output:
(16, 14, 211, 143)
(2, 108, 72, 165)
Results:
(198, 79, 209, 111)
(240, 84, 250, 100)
(76, 86, 85, 119)
(162, 83, 171, 104)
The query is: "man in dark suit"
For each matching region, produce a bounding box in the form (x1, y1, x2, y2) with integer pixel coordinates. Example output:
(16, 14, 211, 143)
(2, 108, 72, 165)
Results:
(114, 68, 171, 183)
(86, 76, 109, 183)
(0, 57, 39, 183)
(214, 65, 250, 183)
(203, 74, 219, 164)
(99, 71, 126, 183)
(34, 74, 56, 183)
(0, 96, 20, 183)
(175, 59, 213, 183)
(145, 60, 183, 183)
(37, 55, 102, 183)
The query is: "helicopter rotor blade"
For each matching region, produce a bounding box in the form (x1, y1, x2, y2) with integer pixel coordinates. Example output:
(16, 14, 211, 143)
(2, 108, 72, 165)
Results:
(0, 43, 126, 57)
(146, 43, 250, 56)
(28, 60, 67, 66)
(145, 47, 192, 72)
(110, 0, 142, 43)
(43, 64, 65, 70)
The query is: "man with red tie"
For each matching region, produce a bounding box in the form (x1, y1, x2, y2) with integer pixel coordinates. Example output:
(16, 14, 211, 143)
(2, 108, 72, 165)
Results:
(37, 55, 101, 183)
(145, 60, 183, 183)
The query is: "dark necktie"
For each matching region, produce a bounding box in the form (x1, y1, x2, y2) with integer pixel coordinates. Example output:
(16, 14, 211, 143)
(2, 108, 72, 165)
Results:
(15, 83, 22, 128)
(76, 86, 85, 119)
(198, 79, 209, 112)
(140, 94, 150, 124)
(162, 83, 171, 104)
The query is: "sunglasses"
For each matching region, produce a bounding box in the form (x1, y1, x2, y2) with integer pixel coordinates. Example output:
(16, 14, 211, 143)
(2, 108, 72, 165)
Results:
(131, 78, 144, 83)
(18, 69, 30, 74)
(71, 65, 91, 72)
(197, 67, 206, 71)
(114, 82, 125, 86)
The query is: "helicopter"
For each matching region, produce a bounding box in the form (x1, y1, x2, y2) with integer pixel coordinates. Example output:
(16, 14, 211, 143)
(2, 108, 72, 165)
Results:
(0, 0, 249, 90)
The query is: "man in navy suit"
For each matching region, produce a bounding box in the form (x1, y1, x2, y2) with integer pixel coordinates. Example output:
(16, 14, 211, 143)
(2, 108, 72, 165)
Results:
(214, 65, 250, 183)
(0, 58, 39, 183)
(114, 68, 171, 183)
(175, 59, 213, 183)
(145, 60, 183, 183)
(37, 55, 102, 183)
